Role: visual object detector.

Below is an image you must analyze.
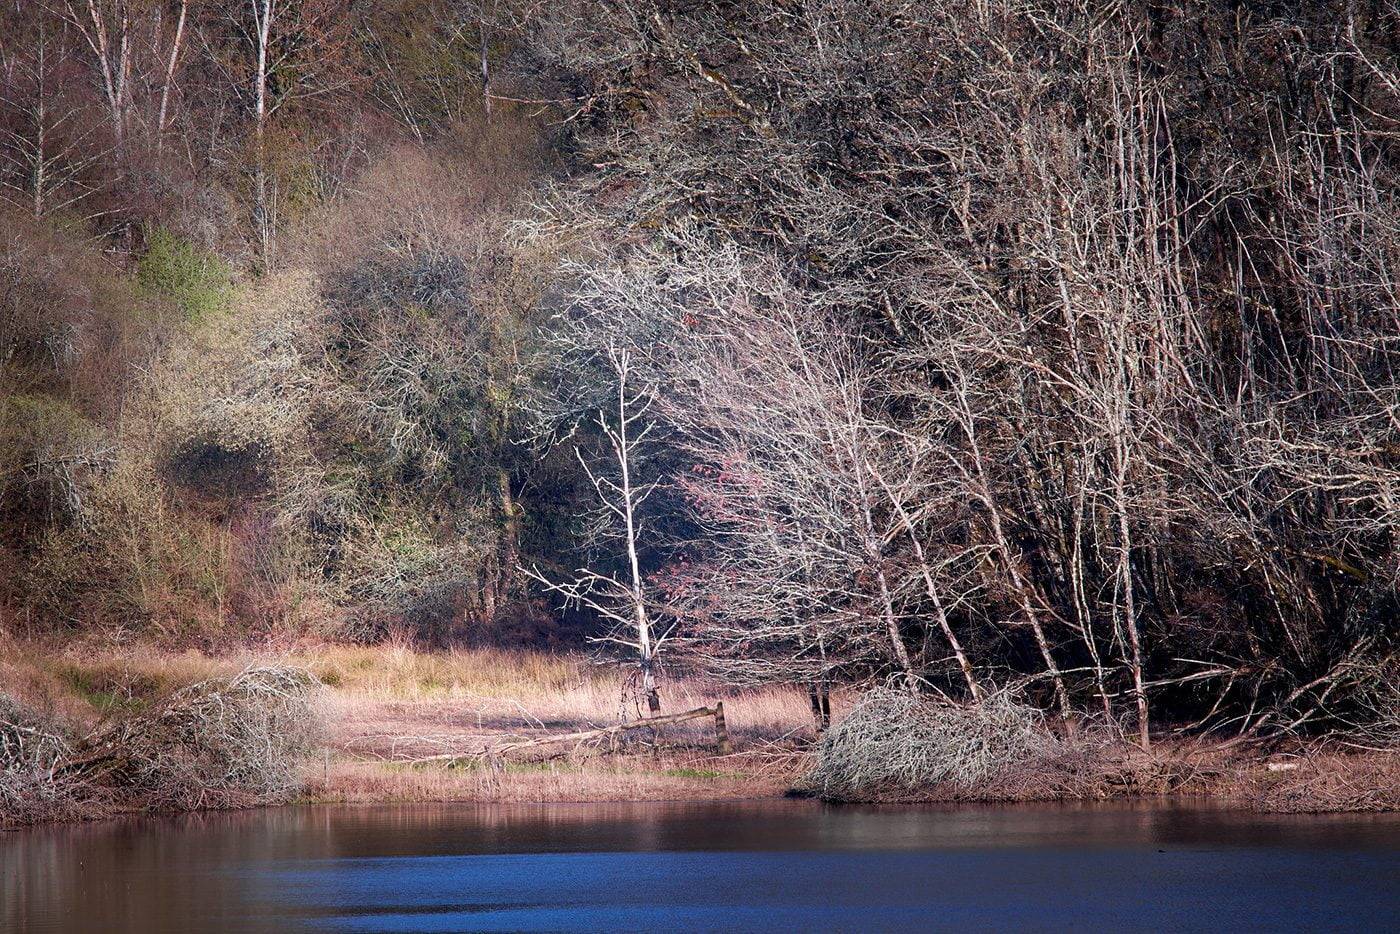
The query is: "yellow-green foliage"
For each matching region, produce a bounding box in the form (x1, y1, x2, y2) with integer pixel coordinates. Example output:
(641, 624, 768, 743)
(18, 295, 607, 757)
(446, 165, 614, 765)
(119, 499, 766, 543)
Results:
(137, 227, 233, 323)
(0, 395, 108, 525)
(0, 395, 99, 469)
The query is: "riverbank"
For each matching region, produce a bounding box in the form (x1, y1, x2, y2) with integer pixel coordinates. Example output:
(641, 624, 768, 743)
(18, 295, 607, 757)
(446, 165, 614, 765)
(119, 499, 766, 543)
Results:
(1, 638, 814, 819)
(2, 637, 1396, 824)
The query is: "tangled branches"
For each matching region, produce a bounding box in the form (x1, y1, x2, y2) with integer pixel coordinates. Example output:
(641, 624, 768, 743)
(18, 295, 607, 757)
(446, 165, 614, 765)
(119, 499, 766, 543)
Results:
(77, 667, 322, 811)
(801, 689, 1063, 802)
(1, 667, 321, 826)
(0, 695, 80, 824)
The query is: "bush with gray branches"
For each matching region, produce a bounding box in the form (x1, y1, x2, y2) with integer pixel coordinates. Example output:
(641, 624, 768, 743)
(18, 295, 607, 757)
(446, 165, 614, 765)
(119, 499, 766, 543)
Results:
(1, 666, 320, 825)
(0, 695, 80, 824)
(801, 689, 1068, 802)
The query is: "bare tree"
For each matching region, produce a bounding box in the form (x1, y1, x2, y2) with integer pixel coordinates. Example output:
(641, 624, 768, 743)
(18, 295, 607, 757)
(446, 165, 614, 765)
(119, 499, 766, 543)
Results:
(560, 242, 982, 705)
(528, 342, 665, 713)
(212, 0, 349, 268)
(0, 21, 107, 217)
(62, 0, 132, 151)
(153, 0, 187, 154)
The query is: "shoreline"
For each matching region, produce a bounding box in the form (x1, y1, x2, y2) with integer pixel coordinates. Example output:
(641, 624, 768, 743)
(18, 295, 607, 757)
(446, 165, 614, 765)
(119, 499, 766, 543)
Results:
(298, 742, 1400, 815)
(3, 641, 1397, 829)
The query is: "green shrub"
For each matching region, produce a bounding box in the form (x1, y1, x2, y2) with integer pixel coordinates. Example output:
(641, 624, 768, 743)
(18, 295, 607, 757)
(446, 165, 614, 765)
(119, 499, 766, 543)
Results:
(137, 227, 233, 322)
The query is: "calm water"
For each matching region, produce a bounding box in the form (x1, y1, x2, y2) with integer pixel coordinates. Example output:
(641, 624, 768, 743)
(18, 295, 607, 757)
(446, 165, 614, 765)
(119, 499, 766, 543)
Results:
(3, 799, 1398, 932)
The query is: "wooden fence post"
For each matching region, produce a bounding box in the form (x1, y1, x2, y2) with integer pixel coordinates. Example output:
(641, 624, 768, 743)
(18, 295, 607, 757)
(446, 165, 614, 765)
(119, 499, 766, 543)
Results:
(714, 701, 731, 755)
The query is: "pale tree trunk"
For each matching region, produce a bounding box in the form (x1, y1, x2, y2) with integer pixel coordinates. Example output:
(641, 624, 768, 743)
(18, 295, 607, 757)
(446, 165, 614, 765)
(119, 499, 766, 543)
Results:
(614, 354, 659, 712)
(479, 8, 491, 117)
(523, 345, 665, 715)
(1116, 487, 1150, 748)
(808, 346, 920, 693)
(955, 384, 1071, 717)
(1109, 355, 1151, 748)
(155, 0, 189, 155)
(252, 0, 275, 268)
(32, 28, 48, 217)
(1071, 479, 1116, 726)
(70, 0, 130, 153)
(856, 478, 917, 693)
(875, 470, 984, 701)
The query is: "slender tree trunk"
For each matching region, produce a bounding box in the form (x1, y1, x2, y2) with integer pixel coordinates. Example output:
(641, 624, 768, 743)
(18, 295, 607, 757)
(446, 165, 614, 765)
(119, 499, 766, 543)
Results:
(497, 468, 520, 603)
(837, 382, 919, 692)
(253, 0, 274, 269)
(79, 0, 128, 150)
(616, 355, 659, 712)
(32, 27, 47, 217)
(808, 683, 831, 732)
(958, 389, 1071, 716)
(876, 469, 984, 700)
(479, 9, 491, 117)
(1115, 462, 1151, 749)
(850, 452, 917, 692)
(156, 0, 188, 155)
(873, 560, 917, 693)
(1071, 481, 1116, 726)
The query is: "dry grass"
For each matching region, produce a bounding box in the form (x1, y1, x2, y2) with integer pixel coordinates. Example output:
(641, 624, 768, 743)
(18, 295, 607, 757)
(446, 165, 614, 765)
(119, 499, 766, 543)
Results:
(295, 640, 815, 805)
(300, 640, 817, 741)
(14, 638, 1393, 817)
(1, 637, 817, 816)
(0, 634, 236, 723)
(1, 636, 818, 742)
(313, 749, 799, 805)
(1229, 750, 1400, 813)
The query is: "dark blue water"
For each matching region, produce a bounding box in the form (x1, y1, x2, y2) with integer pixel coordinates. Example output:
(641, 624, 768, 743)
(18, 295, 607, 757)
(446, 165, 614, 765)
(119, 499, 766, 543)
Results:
(3, 800, 1398, 932)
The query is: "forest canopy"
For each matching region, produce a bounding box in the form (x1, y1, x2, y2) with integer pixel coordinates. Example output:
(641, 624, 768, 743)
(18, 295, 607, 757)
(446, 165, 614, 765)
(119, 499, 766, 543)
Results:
(2, 0, 1399, 748)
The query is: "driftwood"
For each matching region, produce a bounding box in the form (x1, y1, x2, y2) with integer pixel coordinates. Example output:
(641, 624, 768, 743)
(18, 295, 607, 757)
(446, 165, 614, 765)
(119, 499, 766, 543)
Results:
(409, 703, 731, 765)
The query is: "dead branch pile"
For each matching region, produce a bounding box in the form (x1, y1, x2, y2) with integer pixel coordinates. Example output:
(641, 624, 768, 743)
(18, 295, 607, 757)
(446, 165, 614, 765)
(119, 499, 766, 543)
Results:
(1, 667, 320, 825)
(74, 667, 321, 810)
(801, 689, 1065, 802)
(0, 694, 81, 824)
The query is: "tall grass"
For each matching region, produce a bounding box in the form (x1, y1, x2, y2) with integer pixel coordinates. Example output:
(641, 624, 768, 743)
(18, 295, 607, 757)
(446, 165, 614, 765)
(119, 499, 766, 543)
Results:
(3, 636, 818, 741)
(306, 640, 816, 739)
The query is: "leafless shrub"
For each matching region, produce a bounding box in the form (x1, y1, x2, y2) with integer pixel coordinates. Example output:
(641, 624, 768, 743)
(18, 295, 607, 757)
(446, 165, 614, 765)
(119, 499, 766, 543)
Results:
(0, 694, 81, 825)
(800, 688, 1065, 802)
(72, 666, 321, 811)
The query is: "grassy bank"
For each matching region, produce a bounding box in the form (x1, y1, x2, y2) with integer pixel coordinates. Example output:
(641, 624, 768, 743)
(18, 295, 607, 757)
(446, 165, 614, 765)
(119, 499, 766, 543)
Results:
(1, 636, 814, 820)
(3, 637, 1396, 825)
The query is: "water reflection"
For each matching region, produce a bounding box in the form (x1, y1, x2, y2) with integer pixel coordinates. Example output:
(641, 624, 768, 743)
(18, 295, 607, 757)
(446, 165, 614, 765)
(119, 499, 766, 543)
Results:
(4, 800, 1398, 932)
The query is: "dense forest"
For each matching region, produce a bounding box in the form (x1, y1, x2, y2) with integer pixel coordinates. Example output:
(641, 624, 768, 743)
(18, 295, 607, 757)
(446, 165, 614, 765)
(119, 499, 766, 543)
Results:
(3, 0, 1399, 757)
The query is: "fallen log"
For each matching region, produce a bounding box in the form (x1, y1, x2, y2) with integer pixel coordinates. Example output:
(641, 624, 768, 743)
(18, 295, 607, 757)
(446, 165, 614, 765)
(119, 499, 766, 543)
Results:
(408, 704, 731, 764)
